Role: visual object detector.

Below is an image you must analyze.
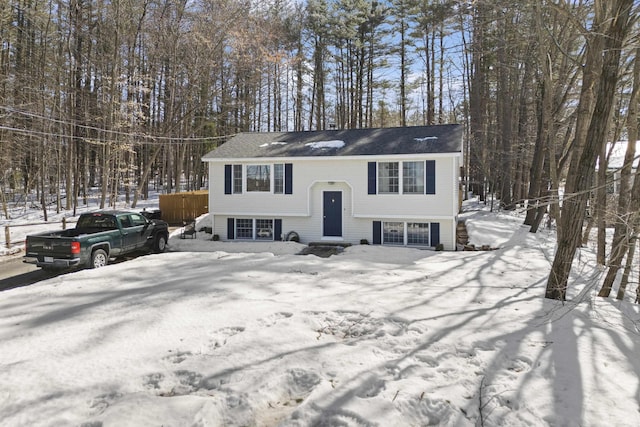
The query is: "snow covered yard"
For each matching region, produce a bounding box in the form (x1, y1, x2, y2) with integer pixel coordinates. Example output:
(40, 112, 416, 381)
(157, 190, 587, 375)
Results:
(1, 203, 639, 426)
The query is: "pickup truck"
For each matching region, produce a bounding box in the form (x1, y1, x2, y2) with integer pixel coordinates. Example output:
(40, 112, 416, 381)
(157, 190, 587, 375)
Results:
(23, 210, 169, 270)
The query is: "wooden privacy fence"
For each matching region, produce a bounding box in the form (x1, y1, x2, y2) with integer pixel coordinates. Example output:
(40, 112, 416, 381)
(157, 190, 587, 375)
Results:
(159, 190, 209, 225)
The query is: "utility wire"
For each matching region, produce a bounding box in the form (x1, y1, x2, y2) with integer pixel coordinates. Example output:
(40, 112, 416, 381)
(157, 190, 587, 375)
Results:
(0, 106, 234, 143)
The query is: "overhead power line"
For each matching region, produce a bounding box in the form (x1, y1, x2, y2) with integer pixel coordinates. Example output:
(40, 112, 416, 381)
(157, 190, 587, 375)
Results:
(0, 106, 233, 143)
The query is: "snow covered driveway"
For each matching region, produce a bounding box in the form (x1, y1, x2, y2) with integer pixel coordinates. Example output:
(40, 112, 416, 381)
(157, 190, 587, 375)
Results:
(0, 219, 639, 426)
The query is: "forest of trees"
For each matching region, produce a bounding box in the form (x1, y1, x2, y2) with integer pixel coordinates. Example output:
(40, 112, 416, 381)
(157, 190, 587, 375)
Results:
(1, 0, 639, 301)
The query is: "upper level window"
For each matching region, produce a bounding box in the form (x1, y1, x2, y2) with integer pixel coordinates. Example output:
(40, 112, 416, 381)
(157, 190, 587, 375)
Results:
(368, 160, 435, 195)
(379, 162, 399, 194)
(246, 165, 271, 192)
(226, 163, 291, 195)
(403, 161, 425, 194)
(274, 164, 284, 194)
(233, 165, 243, 193)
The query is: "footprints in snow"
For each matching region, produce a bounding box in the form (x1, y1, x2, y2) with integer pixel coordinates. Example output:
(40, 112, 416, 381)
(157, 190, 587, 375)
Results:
(258, 311, 293, 328)
(136, 312, 296, 399)
(209, 326, 246, 351)
(311, 310, 429, 341)
(86, 309, 535, 427)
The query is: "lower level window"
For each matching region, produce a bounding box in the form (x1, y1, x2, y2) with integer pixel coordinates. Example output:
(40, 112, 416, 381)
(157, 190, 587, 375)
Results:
(383, 221, 430, 246)
(236, 219, 253, 239)
(407, 223, 429, 245)
(383, 222, 404, 245)
(256, 219, 273, 240)
(236, 218, 274, 240)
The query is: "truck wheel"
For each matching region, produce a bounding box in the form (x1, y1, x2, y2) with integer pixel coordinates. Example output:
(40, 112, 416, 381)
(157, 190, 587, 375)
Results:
(91, 249, 108, 268)
(154, 234, 167, 253)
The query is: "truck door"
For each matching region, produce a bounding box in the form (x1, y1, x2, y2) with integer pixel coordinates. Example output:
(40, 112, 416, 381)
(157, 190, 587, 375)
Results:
(128, 213, 153, 249)
(119, 215, 140, 252)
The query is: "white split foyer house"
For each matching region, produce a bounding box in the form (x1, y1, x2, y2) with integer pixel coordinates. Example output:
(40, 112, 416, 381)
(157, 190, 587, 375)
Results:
(201, 124, 463, 250)
(599, 141, 639, 194)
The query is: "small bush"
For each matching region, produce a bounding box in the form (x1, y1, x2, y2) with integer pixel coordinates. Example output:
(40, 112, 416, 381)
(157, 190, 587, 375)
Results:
(435, 243, 444, 251)
(360, 239, 369, 245)
(212, 234, 220, 241)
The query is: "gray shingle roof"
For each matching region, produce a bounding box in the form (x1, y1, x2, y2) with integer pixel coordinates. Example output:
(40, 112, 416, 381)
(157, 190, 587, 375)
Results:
(202, 124, 462, 160)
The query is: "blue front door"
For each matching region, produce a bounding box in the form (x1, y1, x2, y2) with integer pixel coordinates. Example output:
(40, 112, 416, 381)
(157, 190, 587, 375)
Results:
(323, 191, 342, 237)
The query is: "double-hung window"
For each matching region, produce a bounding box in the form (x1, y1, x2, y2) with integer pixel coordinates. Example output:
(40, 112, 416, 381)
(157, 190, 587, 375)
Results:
(274, 164, 284, 194)
(234, 218, 274, 240)
(369, 160, 434, 194)
(403, 161, 425, 194)
(378, 162, 399, 194)
(383, 221, 404, 244)
(382, 222, 430, 246)
(236, 219, 253, 239)
(225, 164, 244, 194)
(246, 165, 271, 192)
(407, 223, 429, 245)
(225, 163, 292, 195)
(233, 165, 243, 193)
(256, 219, 274, 240)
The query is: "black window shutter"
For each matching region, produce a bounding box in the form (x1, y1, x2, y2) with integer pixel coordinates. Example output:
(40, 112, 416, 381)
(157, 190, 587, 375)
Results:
(227, 218, 235, 240)
(373, 221, 382, 244)
(285, 163, 293, 194)
(425, 160, 436, 194)
(224, 165, 232, 194)
(368, 162, 377, 194)
(274, 219, 282, 241)
(430, 222, 440, 247)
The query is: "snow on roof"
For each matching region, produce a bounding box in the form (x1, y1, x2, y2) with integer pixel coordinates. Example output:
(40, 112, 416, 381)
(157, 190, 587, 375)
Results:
(414, 136, 438, 142)
(202, 124, 464, 160)
(259, 142, 288, 148)
(304, 140, 345, 150)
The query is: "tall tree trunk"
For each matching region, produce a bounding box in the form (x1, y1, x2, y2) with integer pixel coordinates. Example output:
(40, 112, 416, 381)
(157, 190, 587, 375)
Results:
(546, 0, 633, 300)
(618, 232, 638, 300)
(596, 141, 608, 264)
(599, 50, 640, 297)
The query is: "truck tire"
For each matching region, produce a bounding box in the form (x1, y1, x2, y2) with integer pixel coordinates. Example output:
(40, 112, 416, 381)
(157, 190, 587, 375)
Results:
(91, 249, 108, 268)
(154, 234, 167, 253)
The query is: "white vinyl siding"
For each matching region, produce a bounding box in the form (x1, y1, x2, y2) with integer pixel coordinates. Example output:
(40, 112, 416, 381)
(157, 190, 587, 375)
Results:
(207, 154, 459, 249)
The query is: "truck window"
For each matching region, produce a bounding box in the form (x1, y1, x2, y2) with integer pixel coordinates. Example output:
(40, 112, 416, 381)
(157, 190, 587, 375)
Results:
(119, 216, 132, 228)
(77, 214, 117, 229)
(130, 214, 147, 227)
